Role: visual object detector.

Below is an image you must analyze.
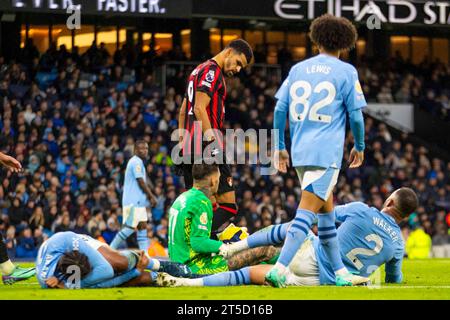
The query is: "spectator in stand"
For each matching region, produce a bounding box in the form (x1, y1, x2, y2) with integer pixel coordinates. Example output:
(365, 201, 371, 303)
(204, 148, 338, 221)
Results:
(406, 225, 432, 259)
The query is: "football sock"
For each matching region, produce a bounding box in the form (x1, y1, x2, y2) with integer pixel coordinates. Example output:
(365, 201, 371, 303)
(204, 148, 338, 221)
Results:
(147, 258, 161, 271)
(137, 229, 149, 251)
(202, 267, 251, 287)
(110, 227, 134, 249)
(318, 212, 347, 274)
(277, 209, 315, 267)
(248, 223, 289, 248)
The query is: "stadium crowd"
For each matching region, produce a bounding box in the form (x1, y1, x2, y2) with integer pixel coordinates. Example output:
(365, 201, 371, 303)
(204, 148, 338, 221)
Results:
(0, 40, 449, 259)
(358, 52, 450, 122)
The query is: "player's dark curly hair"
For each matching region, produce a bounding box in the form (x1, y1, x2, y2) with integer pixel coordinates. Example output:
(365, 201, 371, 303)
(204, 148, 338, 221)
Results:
(226, 39, 254, 64)
(309, 14, 358, 52)
(56, 251, 92, 280)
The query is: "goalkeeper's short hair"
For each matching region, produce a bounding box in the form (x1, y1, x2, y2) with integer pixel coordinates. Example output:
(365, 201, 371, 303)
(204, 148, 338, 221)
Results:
(192, 163, 219, 181)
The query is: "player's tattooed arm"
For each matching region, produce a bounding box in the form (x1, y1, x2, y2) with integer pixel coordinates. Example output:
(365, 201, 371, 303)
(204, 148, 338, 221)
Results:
(227, 246, 281, 270)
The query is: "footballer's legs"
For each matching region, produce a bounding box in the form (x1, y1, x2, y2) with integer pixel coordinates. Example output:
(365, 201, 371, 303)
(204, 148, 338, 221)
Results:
(157, 265, 270, 287)
(0, 234, 13, 275)
(265, 190, 319, 287)
(317, 195, 347, 277)
(221, 223, 289, 259)
(0, 233, 36, 285)
(227, 246, 281, 270)
(211, 191, 238, 239)
(121, 270, 157, 287)
(110, 225, 135, 250)
(318, 196, 369, 286)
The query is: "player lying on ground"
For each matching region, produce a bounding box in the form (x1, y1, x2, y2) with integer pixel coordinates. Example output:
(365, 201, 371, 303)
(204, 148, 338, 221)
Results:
(158, 188, 418, 287)
(269, 14, 367, 286)
(168, 163, 278, 275)
(0, 151, 36, 284)
(36, 231, 191, 289)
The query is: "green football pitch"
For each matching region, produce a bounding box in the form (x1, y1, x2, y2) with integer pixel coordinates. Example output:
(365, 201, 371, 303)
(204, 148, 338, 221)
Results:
(1, 259, 449, 300)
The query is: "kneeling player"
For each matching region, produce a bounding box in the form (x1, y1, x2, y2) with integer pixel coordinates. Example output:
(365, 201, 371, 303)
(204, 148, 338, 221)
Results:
(160, 188, 418, 287)
(36, 231, 190, 289)
(168, 163, 277, 275)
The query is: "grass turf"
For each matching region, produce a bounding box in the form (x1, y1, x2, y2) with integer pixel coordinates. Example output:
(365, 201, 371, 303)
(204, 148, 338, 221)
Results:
(1, 259, 449, 300)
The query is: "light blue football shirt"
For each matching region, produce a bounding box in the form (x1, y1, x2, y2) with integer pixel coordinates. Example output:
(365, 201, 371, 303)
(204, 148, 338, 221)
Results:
(122, 155, 149, 207)
(314, 202, 404, 285)
(275, 54, 367, 169)
(35, 232, 115, 288)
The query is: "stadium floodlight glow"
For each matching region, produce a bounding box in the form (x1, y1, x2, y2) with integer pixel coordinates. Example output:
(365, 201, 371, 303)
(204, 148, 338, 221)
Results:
(1, 14, 16, 22)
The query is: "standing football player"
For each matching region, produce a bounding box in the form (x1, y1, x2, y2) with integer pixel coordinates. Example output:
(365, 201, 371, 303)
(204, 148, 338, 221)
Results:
(0, 151, 36, 284)
(110, 140, 157, 255)
(176, 39, 253, 238)
(266, 14, 368, 287)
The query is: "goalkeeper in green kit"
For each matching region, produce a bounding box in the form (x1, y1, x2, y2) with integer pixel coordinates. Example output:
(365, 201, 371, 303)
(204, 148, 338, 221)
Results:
(168, 163, 277, 275)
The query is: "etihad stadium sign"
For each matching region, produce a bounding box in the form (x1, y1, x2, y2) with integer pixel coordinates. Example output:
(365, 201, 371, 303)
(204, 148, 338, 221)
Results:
(193, 0, 450, 26)
(274, 0, 450, 25)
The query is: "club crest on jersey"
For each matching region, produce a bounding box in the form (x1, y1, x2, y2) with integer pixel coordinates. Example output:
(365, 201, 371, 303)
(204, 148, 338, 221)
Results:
(355, 80, 363, 94)
(200, 212, 208, 225)
(206, 70, 215, 83)
(135, 164, 142, 173)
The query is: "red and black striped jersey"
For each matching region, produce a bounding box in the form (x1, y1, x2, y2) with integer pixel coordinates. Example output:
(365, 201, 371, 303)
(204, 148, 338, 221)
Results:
(182, 59, 227, 156)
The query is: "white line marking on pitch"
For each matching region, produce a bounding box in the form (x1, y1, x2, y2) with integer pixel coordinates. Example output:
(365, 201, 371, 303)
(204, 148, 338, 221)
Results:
(370, 286, 450, 289)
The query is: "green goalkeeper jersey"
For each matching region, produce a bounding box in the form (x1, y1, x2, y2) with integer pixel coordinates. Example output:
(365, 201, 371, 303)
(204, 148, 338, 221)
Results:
(168, 188, 226, 273)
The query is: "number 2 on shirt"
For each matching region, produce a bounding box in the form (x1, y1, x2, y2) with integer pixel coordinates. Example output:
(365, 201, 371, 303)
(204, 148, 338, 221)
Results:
(289, 80, 335, 123)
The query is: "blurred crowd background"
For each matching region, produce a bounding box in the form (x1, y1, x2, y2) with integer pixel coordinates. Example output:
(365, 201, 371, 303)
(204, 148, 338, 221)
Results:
(0, 40, 449, 260)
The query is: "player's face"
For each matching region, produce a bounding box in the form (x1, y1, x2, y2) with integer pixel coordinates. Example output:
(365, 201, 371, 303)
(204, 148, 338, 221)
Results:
(210, 169, 221, 194)
(135, 143, 149, 159)
(223, 50, 247, 77)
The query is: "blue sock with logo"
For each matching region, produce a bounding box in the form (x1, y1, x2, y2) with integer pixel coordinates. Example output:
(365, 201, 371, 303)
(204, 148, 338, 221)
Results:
(110, 227, 134, 249)
(277, 209, 315, 267)
(318, 212, 345, 273)
(202, 267, 251, 286)
(248, 223, 289, 247)
(137, 229, 149, 251)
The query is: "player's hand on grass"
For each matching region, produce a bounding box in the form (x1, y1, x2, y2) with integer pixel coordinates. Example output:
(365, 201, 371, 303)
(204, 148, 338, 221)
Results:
(274, 150, 290, 173)
(0, 153, 22, 173)
(348, 147, 364, 168)
(45, 277, 60, 288)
